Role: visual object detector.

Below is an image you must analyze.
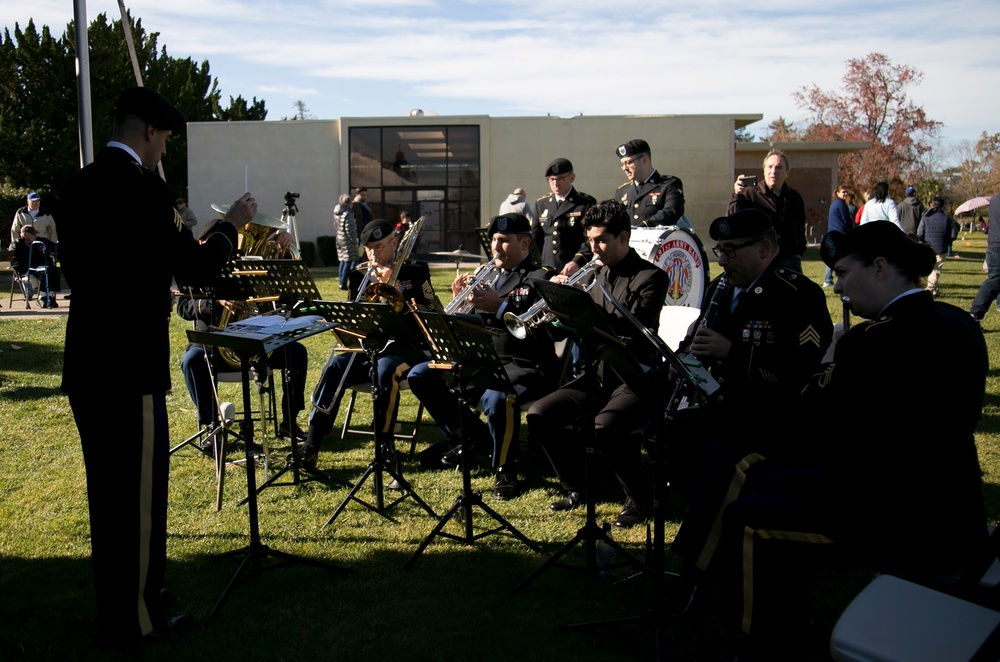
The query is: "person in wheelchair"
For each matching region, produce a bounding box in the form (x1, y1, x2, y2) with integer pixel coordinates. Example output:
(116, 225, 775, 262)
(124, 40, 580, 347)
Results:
(11, 225, 61, 308)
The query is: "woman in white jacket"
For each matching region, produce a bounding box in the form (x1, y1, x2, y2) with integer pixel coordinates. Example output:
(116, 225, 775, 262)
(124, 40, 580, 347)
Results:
(859, 181, 902, 230)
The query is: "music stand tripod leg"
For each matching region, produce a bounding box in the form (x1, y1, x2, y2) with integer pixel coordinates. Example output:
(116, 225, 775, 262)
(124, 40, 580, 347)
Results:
(207, 353, 350, 623)
(511, 413, 652, 595)
(404, 367, 540, 569)
(323, 341, 437, 527)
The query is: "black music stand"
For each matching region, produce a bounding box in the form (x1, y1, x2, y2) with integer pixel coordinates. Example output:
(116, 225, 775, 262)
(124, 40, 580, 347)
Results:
(511, 279, 660, 594)
(226, 262, 347, 505)
(188, 313, 350, 622)
(560, 283, 720, 658)
(403, 310, 541, 568)
(305, 301, 437, 527)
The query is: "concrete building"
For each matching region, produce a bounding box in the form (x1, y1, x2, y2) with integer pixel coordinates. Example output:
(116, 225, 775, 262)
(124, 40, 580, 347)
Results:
(186, 113, 867, 260)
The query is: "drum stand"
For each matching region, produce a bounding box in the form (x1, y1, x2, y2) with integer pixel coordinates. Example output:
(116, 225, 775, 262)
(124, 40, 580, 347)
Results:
(323, 333, 437, 527)
(404, 362, 541, 569)
(208, 349, 349, 623)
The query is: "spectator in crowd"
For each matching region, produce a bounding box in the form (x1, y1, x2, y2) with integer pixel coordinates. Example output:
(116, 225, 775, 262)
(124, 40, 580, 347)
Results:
(916, 196, 954, 297)
(823, 186, 854, 287)
(729, 149, 806, 272)
(333, 193, 358, 290)
(499, 187, 537, 224)
(897, 186, 924, 238)
(858, 181, 901, 229)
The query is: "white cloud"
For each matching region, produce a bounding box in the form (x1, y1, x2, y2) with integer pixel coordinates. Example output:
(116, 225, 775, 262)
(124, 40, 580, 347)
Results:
(2, 1, 998, 144)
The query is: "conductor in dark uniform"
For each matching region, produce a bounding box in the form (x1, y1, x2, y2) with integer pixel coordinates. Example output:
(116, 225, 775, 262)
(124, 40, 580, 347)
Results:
(532, 157, 597, 276)
(57, 87, 257, 645)
(407, 212, 558, 499)
(614, 139, 686, 227)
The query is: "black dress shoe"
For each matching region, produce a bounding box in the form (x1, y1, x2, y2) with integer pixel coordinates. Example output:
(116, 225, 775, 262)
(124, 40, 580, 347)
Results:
(278, 420, 306, 441)
(494, 469, 521, 500)
(550, 491, 584, 512)
(143, 614, 196, 643)
(440, 444, 463, 468)
(614, 497, 645, 528)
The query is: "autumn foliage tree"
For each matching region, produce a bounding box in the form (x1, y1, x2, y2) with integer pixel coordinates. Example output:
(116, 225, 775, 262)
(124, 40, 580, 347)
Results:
(794, 52, 941, 194)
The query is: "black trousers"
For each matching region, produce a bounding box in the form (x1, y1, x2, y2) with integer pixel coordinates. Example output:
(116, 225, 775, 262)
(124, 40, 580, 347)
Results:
(527, 379, 646, 503)
(71, 390, 170, 642)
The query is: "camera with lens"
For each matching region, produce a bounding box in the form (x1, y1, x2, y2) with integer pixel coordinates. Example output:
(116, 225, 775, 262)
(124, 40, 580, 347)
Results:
(283, 191, 300, 212)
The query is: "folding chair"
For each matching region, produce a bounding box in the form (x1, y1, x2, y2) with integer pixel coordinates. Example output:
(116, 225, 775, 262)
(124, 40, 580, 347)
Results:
(339, 378, 426, 458)
(831, 526, 1000, 661)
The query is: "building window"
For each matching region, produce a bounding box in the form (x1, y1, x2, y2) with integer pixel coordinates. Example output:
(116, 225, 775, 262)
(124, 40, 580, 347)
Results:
(349, 125, 481, 256)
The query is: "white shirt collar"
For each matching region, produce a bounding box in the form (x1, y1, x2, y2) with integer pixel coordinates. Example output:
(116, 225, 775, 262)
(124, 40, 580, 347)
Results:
(107, 140, 143, 166)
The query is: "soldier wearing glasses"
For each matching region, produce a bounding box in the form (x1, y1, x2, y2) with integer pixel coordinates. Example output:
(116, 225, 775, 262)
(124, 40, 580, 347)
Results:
(666, 208, 832, 607)
(532, 157, 596, 276)
(614, 138, 686, 228)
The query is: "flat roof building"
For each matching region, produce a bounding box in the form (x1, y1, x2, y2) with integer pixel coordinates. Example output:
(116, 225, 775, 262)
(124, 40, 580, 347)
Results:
(186, 113, 867, 260)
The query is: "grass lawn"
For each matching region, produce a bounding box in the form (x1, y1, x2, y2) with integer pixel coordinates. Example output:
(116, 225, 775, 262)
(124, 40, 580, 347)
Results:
(2, 232, 998, 661)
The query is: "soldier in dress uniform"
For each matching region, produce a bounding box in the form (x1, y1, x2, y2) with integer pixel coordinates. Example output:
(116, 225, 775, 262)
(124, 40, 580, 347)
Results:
(614, 138, 686, 228)
(532, 157, 596, 276)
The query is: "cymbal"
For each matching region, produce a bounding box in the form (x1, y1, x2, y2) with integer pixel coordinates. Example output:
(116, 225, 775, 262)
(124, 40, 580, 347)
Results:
(430, 249, 487, 261)
(211, 203, 287, 229)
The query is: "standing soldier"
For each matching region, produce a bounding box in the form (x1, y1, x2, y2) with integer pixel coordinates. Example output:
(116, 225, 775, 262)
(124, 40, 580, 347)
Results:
(614, 139, 686, 228)
(532, 158, 596, 276)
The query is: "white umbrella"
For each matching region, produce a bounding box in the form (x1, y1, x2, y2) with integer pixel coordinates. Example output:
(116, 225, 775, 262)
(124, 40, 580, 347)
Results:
(955, 196, 993, 215)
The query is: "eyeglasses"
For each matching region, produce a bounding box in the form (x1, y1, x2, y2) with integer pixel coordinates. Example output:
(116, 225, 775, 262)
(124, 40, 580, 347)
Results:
(711, 238, 762, 258)
(620, 156, 642, 170)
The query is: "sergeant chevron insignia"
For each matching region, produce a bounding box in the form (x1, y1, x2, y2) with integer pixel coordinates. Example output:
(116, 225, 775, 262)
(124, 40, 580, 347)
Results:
(800, 325, 822, 347)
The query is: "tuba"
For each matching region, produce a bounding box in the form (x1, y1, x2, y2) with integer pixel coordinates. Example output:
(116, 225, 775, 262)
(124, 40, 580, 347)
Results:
(209, 204, 301, 368)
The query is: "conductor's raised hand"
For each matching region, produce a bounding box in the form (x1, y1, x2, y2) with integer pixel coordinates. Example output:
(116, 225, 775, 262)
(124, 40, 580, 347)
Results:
(225, 192, 258, 229)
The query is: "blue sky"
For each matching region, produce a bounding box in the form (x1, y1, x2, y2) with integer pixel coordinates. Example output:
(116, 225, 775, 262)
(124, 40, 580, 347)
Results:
(4, 1, 999, 160)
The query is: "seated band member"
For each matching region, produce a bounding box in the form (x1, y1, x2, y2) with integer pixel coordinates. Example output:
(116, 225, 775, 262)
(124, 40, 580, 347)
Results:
(300, 218, 440, 472)
(662, 208, 832, 618)
(177, 220, 307, 446)
(703, 222, 990, 657)
(406, 213, 558, 500)
(527, 199, 669, 528)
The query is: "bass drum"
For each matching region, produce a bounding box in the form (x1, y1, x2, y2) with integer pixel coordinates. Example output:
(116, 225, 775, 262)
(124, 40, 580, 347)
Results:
(630, 225, 711, 350)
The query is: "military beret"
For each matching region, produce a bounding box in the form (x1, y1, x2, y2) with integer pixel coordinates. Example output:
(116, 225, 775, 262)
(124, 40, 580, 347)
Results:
(820, 222, 910, 268)
(114, 87, 185, 131)
(616, 139, 651, 158)
(487, 213, 531, 237)
(545, 158, 573, 177)
(709, 208, 775, 241)
(360, 219, 395, 244)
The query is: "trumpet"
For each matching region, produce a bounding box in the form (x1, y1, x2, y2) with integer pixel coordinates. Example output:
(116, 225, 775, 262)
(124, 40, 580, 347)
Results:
(503, 256, 601, 340)
(444, 253, 501, 314)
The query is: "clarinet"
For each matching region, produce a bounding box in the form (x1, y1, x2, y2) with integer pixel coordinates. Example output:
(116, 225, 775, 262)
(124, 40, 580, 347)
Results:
(697, 273, 731, 331)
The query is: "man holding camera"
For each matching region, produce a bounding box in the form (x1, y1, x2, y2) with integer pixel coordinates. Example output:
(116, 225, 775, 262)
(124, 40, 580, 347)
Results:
(614, 139, 686, 228)
(729, 148, 806, 273)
